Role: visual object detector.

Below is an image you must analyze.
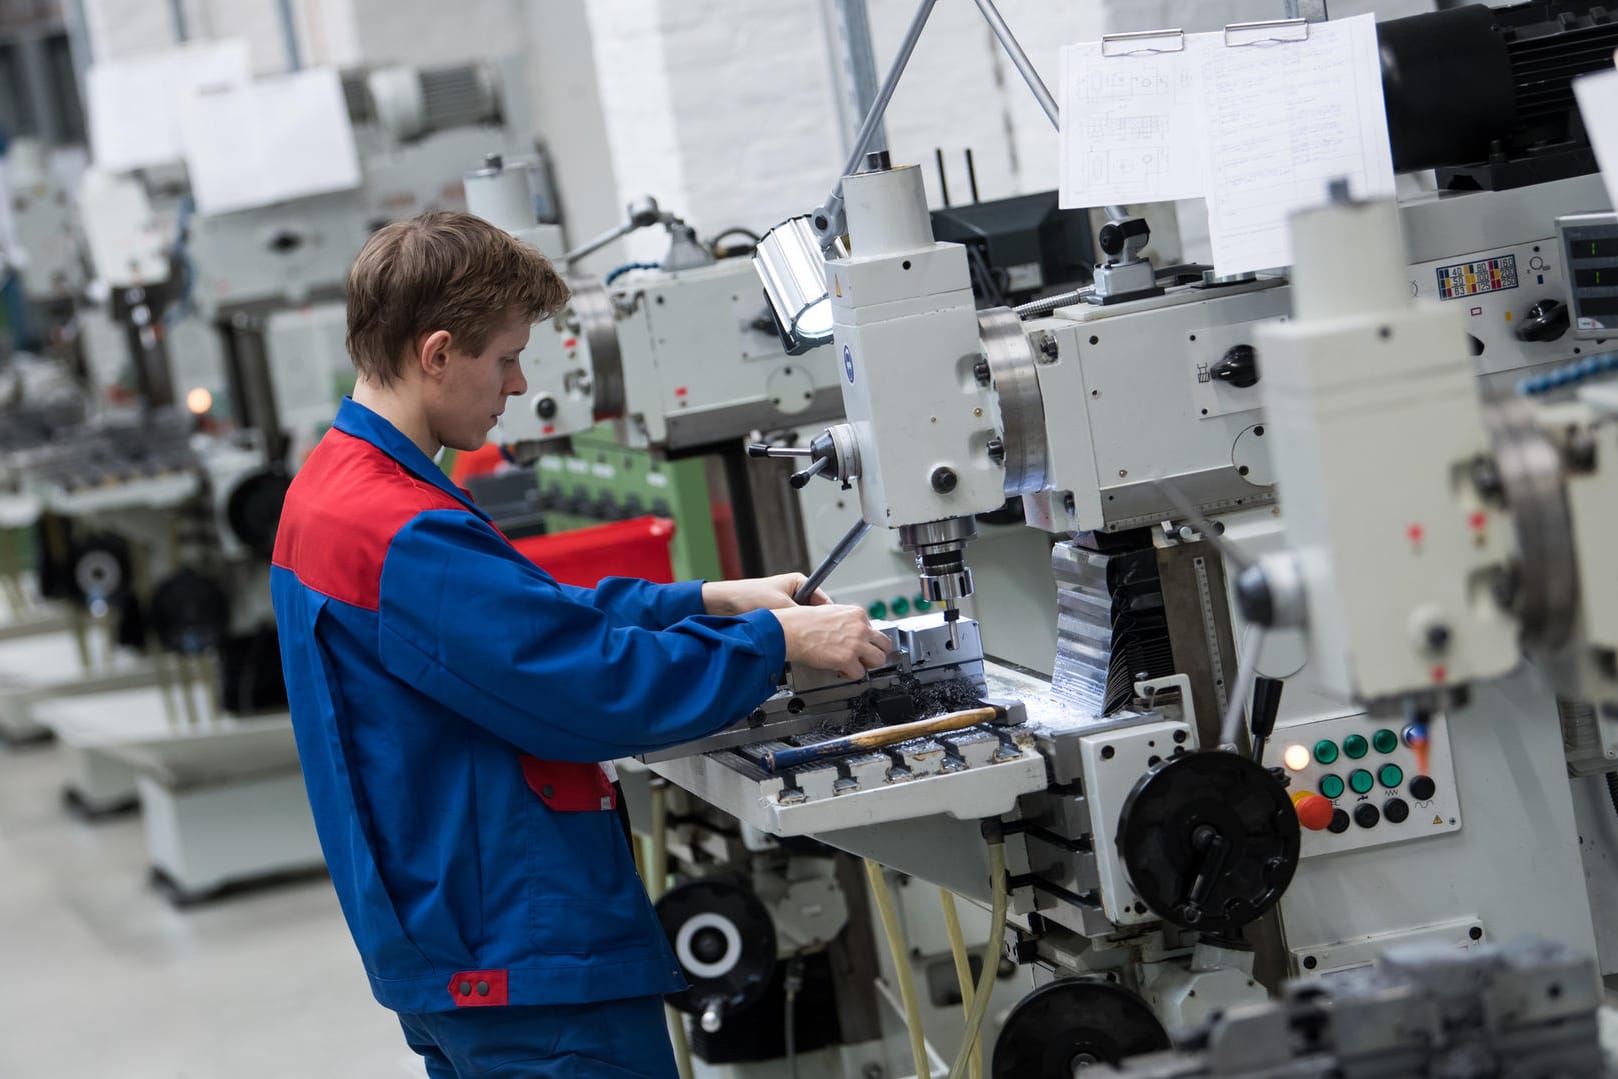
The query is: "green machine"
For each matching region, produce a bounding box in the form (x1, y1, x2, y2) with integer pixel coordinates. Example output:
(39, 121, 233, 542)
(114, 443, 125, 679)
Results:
(444, 424, 723, 584)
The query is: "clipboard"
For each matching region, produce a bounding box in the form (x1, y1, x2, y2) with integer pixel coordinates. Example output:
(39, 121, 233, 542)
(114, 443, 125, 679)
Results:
(1098, 18, 1310, 58)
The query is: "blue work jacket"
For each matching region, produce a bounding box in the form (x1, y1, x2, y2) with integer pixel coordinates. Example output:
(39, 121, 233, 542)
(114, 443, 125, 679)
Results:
(270, 398, 785, 1013)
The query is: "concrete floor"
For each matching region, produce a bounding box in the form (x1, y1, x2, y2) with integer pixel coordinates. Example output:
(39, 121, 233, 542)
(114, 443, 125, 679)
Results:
(0, 717, 424, 1078)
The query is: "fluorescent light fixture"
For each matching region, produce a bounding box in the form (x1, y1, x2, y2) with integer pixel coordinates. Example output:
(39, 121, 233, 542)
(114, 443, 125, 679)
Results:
(754, 215, 834, 355)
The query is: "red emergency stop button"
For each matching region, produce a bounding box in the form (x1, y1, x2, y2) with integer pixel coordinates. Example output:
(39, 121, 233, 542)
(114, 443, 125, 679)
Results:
(1291, 791, 1334, 831)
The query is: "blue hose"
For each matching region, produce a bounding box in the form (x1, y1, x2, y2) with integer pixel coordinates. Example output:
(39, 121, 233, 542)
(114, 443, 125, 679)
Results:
(604, 261, 660, 286)
(1517, 351, 1618, 396)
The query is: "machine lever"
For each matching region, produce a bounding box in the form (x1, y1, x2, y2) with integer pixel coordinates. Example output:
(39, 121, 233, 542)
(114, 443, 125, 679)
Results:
(793, 518, 872, 604)
(789, 456, 831, 489)
(1250, 676, 1284, 763)
(747, 442, 812, 459)
(1181, 826, 1232, 925)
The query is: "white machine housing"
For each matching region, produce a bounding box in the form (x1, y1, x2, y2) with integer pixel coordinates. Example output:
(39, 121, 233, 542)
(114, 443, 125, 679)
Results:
(1254, 198, 1519, 705)
(828, 163, 1004, 527)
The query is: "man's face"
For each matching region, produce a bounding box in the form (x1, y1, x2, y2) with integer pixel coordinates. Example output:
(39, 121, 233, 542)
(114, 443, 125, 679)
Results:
(429, 313, 532, 453)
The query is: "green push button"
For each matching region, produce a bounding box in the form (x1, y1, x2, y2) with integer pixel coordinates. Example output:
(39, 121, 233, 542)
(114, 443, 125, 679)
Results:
(1313, 740, 1339, 765)
(867, 600, 887, 619)
(914, 595, 932, 611)
(1348, 768, 1375, 795)
(1342, 734, 1369, 759)
(1372, 728, 1399, 754)
(1319, 773, 1345, 800)
(892, 596, 911, 616)
(1378, 763, 1404, 788)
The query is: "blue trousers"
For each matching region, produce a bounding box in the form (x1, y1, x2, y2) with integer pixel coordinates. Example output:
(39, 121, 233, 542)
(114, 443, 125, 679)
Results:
(397, 996, 680, 1078)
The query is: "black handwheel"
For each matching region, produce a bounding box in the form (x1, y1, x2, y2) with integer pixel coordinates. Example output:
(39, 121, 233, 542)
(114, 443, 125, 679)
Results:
(656, 878, 777, 1025)
(149, 568, 231, 655)
(992, 979, 1170, 1077)
(226, 468, 291, 559)
(1117, 750, 1300, 932)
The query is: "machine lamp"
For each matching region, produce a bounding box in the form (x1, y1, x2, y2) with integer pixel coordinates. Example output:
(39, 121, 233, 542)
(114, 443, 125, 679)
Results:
(754, 215, 834, 355)
(1282, 744, 1311, 772)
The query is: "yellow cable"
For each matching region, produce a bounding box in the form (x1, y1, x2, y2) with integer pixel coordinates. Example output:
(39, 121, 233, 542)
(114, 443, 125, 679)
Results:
(948, 841, 1008, 1079)
(647, 781, 694, 1079)
(866, 858, 931, 1079)
(940, 890, 982, 1079)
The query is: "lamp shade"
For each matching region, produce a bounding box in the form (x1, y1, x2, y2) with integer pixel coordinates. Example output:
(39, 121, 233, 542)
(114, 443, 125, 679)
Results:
(753, 215, 834, 355)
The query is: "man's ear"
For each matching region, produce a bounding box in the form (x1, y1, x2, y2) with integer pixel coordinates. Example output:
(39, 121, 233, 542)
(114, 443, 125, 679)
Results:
(416, 330, 454, 381)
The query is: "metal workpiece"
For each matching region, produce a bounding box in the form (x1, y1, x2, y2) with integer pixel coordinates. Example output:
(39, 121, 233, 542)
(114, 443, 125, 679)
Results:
(640, 613, 989, 763)
(977, 306, 1048, 497)
(1087, 938, 1613, 1078)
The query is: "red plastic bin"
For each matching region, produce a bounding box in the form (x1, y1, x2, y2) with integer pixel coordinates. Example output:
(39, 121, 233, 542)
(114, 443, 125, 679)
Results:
(511, 516, 677, 587)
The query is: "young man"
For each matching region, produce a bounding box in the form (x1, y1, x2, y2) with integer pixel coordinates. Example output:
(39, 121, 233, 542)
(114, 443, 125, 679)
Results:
(271, 211, 891, 1077)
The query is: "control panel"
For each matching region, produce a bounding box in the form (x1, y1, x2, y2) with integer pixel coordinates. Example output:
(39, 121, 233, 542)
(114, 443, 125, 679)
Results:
(1270, 711, 1460, 857)
(1557, 211, 1618, 339)
(1409, 237, 1581, 385)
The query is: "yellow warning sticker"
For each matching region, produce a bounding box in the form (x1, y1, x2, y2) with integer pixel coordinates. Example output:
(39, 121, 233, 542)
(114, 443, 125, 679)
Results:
(1432, 815, 1444, 825)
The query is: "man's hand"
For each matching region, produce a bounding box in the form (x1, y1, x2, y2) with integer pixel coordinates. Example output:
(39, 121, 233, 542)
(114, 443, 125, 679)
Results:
(770, 604, 893, 682)
(702, 573, 831, 616)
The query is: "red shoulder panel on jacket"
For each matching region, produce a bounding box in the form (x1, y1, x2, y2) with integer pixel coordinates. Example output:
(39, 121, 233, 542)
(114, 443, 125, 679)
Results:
(271, 430, 464, 611)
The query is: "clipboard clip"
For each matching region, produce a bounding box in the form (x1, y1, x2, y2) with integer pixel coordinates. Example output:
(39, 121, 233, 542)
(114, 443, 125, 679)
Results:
(1223, 18, 1310, 47)
(1100, 28, 1186, 57)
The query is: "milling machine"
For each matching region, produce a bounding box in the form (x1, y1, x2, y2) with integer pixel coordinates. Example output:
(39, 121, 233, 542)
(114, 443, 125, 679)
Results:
(635, 2, 1618, 1074)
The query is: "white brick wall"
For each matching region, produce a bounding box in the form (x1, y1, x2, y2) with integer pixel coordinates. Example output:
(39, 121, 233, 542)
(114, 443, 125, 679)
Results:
(82, 0, 179, 60)
(572, 0, 1103, 271)
(80, 0, 1434, 272)
(347, 0, 519, 67)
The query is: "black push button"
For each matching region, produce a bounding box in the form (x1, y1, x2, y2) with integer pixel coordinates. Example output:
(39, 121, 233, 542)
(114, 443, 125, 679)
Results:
(1409, 775, 1436, 801)
(1384, 797, 1410, 824)
(1353, 803, 1380, 829)
(1327, 808, 1350, 834)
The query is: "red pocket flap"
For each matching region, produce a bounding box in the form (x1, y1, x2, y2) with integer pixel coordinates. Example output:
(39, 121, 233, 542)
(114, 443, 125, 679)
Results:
(520, 756, 618, 812)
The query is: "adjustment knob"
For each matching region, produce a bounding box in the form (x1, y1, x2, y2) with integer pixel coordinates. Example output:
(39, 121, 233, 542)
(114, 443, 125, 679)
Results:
(1515, 299, 1569, 343)
(1212, 345, 1259, 388)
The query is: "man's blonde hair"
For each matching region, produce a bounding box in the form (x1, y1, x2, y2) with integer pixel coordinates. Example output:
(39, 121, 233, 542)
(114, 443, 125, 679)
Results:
(345, 210, 569, 385)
